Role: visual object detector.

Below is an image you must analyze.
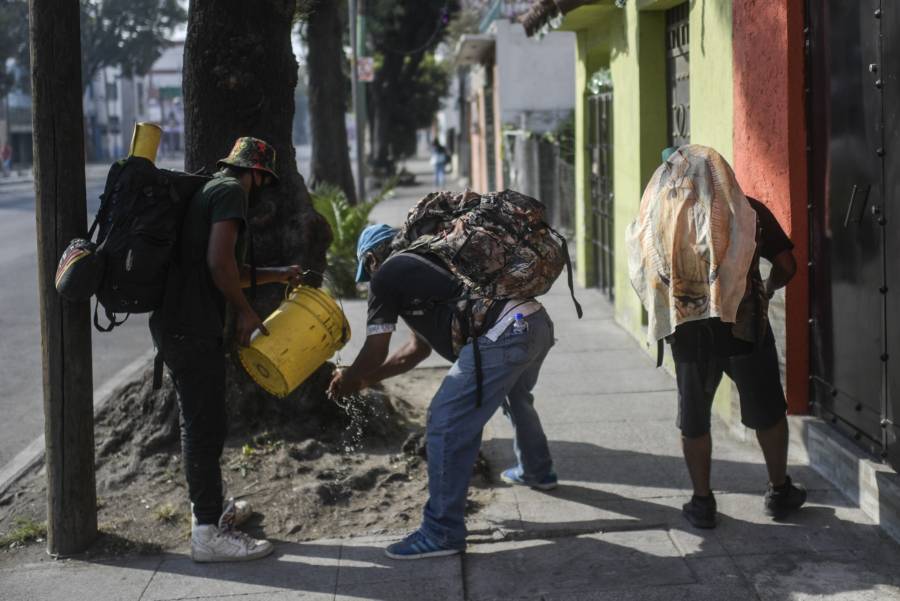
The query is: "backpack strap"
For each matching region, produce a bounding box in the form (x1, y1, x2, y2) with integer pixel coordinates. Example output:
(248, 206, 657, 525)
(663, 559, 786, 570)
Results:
(472, 321, 484, 407)
(93, 299, 129, 332)
(248, 228, 257, 301)
(153, 349, 165, 389)
(549, 226, 583, 319)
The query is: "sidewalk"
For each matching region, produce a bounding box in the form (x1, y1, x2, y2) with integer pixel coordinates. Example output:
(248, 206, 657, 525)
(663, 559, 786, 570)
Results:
(3, 161, 900, 600)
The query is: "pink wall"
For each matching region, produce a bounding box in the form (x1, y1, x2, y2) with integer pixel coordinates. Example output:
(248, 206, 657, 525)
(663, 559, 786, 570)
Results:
(733, 0, 809, 414)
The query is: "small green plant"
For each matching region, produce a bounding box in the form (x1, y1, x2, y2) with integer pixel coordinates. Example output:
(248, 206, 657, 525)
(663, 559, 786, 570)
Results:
(0, 518, 47, 547)
(152, 503, 179, 524)
(312, 181, 395, 298)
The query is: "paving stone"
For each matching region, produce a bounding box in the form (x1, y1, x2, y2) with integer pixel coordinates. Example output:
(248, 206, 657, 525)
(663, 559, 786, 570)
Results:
(336, 536, 460, 585)
(547, 324, 641, 353)
(0, 557, 160, 601)
(141, 542, 340, 601)
(531, 391, 676, 425)
(468, 500, 522, 535)
(533, 366, 675, 396)
(632, 419, 835, 495)
(511, 495, 668, 536)
(539, 583, 759, 601)
(683, 554, 746, 584)
(148, 593, 330, 601)
(661, 490, 891, 558)
(538, 348, 657, 374)
(734, 551, 900, 600)
(464, 530, 694, 601)
(336, 577, 463, 601)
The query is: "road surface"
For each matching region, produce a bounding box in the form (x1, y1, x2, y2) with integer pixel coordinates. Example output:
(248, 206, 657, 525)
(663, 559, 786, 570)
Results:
(0, 168, 152, 468)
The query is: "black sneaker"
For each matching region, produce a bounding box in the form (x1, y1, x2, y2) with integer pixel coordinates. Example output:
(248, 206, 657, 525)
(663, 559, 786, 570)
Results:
(764, 476, 807, 519)
(682, 493, 717, 529)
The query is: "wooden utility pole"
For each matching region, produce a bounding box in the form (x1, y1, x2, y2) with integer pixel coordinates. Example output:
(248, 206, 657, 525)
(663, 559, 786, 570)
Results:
(29, 0, 97, 555)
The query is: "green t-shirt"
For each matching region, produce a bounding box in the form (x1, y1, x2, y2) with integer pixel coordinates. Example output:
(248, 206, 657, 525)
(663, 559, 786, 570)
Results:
(152, 174, 247, 338)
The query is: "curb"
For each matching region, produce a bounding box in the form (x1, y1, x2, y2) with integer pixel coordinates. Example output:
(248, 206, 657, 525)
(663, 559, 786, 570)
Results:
(0, 349, 155, 496)
(788, 414, 900, 546)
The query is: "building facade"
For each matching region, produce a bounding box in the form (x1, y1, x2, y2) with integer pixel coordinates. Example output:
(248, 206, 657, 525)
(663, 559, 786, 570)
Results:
(82, 41, 186, 163)
(452, 9, 576, 193)
(519, 0, 900, 515)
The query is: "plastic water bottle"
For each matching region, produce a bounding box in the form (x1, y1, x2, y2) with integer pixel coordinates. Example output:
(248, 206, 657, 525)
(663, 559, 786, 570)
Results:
(512, 312, 528, 335)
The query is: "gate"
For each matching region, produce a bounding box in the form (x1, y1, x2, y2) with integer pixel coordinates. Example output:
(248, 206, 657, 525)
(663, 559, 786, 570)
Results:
(666, 3, 690, 147)
(588, 91, 614, 299)
(808, 0, 900, 468)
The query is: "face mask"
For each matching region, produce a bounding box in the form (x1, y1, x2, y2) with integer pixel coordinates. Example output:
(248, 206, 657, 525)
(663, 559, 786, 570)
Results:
(248, 173, 262, 206)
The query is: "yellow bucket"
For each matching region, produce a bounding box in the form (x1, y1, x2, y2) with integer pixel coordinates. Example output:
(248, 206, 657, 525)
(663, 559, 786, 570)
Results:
(128, 122, 163, 162)
(239, 286, 351, 398)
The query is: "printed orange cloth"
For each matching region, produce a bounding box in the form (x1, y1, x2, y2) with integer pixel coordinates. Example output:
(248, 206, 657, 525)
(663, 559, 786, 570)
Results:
(626, 145, 758, 343)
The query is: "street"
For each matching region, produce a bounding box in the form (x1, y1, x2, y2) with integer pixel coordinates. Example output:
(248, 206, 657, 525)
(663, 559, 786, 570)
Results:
(0, 148, 313, 469)
(0, 170, 152, 467)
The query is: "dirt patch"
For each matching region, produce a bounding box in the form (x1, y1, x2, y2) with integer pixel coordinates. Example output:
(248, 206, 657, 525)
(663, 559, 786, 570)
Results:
(0, 365, 494, 564)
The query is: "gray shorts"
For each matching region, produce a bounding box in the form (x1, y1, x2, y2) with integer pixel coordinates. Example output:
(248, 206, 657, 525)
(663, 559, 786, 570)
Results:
(671, 320, 787, 438)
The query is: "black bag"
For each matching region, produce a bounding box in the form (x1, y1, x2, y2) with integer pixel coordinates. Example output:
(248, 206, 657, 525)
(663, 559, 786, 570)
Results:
(55, 155, 210, 331)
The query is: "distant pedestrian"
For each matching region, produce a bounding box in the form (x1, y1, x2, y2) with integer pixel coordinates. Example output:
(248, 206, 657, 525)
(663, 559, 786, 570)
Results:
(328, 219, 558, 559)
(627, 144, 806, 529)
(431, 139, 448, 188)
(1, 142, 12, 176)
(150, 136, 303, 562)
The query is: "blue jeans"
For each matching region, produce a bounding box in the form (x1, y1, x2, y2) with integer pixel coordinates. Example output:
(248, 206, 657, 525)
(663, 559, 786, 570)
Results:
(420, 309, 555, 549)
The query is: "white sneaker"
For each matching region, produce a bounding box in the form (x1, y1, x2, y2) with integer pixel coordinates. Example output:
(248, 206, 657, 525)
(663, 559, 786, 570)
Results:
(190, 500, 273, 563)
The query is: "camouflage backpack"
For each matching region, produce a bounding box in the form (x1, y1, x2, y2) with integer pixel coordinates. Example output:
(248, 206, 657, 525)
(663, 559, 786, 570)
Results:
(392, 189, 583, 355)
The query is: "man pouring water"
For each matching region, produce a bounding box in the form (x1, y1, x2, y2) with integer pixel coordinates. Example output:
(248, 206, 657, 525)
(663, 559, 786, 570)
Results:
(328, 210, 563, 560)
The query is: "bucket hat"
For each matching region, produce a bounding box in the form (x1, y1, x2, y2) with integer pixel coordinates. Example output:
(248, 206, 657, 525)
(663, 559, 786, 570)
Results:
(218, 136, 279, 180)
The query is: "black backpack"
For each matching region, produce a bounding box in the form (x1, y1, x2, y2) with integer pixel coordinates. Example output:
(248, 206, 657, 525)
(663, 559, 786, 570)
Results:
(55, 156, 210, 331)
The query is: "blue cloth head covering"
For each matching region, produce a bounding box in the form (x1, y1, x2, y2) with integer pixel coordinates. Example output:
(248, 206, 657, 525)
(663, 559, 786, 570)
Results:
(355, 223, 397, 283)
(661, 146, 678, 163)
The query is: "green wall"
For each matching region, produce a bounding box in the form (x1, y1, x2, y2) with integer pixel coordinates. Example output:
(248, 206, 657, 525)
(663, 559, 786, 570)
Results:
(609, 4, 668, 340)
(690, 0, 734, 162)
(574, 32, 592, 288)
(565, 0, 737, 420)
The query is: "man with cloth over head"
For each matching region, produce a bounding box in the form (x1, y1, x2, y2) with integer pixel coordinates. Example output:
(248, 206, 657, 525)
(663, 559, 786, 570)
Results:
(328, 223, 557, 559)
(628, 145, 807, 530)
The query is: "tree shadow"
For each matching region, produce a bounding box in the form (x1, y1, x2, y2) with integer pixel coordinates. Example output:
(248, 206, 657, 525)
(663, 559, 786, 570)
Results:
(475, 437, 900, 600)
(61, 438, 899, 601)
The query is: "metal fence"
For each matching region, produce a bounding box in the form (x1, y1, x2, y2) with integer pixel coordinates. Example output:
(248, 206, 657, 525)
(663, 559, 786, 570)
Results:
(504, 131, 576, 241)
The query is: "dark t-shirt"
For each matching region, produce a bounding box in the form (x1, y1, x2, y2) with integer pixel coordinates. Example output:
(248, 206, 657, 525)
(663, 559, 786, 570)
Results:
(366, 253, 503, 361)
(151, 175, 247, 338)
(747, 196, 793, 262)
(674, 196, 793, 356)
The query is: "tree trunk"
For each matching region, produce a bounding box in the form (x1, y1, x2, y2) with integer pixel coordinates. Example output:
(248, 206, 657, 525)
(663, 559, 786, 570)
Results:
(183, 0, 334, 426)
(29, 0, 97, 555)
(372, 85, 393, 174)
(307, 0, 357, 203)
(371, 53, 402, 174)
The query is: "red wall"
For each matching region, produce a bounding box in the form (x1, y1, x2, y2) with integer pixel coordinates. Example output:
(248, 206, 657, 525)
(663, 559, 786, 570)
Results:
(733, 0, 809, 414)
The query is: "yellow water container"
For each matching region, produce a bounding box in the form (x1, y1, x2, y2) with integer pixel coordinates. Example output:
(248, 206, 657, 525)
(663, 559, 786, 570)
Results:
(239, 286, 351, 398)
(128, 122, 163, 162)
